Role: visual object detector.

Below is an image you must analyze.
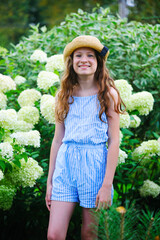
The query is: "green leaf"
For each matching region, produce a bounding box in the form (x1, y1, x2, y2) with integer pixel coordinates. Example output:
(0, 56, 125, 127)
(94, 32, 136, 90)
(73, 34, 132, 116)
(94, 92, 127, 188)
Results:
(13, 159, 21, 168)
(0, 160, 6, 171)
(152, 132, 160, 139)
(21, 152, 28, 162)
(121, 128, 134, 136)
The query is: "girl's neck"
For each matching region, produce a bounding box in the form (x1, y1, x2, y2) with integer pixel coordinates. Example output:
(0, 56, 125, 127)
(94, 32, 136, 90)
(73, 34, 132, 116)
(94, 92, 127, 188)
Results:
(73, 78, 98, 97)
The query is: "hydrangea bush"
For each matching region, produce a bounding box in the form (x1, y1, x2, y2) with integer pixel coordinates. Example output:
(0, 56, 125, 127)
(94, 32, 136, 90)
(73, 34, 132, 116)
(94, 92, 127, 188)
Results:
(0, 48, 159, 210)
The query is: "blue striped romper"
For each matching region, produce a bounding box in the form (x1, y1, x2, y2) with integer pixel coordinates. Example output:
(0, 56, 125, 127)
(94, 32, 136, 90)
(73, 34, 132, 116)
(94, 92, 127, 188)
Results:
(51, 94, 114, 208)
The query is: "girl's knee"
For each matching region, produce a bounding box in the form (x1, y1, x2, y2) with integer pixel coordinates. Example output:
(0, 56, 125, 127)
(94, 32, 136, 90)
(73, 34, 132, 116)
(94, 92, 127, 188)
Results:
(81, 225, 96, 240)
(47, 229, 65, 240)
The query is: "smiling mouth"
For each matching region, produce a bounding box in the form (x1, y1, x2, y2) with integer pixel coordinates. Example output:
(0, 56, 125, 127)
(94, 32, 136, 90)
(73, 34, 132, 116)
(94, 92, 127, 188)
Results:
(79, 65, 90, 67)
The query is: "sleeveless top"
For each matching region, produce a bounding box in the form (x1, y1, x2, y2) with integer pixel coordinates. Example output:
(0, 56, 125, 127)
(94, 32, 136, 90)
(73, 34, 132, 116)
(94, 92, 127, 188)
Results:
(62, 94, 108, 145)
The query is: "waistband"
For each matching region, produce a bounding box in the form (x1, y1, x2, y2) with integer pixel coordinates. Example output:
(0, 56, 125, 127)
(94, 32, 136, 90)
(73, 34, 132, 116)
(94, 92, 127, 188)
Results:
(63, 141, 107, 149)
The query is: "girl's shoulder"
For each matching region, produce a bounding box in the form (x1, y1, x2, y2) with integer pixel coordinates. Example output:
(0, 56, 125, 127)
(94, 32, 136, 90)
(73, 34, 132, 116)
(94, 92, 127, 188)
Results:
(107, 86, 119, 103)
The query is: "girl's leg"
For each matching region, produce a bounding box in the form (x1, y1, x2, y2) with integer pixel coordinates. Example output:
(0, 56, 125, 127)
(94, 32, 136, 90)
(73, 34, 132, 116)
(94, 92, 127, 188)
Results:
(47, 200, 76, 240)
(81, 208, 99, 240)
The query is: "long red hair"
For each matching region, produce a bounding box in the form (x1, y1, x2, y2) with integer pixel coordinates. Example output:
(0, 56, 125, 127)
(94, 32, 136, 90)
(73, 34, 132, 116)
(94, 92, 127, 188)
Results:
(55, 51, 125, 122)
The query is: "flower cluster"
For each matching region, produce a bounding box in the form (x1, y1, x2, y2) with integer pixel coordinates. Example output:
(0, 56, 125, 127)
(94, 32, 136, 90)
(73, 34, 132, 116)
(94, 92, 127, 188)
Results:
(127, 91, 154, 115)
(10, 130, 40, 148)
(40, 94, 55, 124)
(17, 89, 41, 107)
(139, 180, 160, 198)
(0, 170, 4, 181)
(0, 142, 13, 159)
(17, 106, 39, 125)
(0, 92, 7, 109)
(0, 109, 17, 130)
(0, 74, 16, 93)
(129, 115, 141, 128)
(120, 112, 130, 128)
(37, 71, 60, 90)
(114, 79, 132, 105)
(132, 140, 160, 161)
(45, 54, 64, 72)
(30, 49, 47, 63)
(8, 157, 43, 187)
(14, 75, 26, 85)
(118, 149, 128, 165)
(14, 120, 34, 132)
(0, 185, 16, 210)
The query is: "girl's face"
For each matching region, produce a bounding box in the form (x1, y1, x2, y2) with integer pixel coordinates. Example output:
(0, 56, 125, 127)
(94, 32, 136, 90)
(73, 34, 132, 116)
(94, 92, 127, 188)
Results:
(73, 48, 97, 78)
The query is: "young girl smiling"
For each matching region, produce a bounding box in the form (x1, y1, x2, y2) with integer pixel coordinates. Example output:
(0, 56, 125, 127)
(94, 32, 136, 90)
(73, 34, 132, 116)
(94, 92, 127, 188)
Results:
(46, 35, 123, 240)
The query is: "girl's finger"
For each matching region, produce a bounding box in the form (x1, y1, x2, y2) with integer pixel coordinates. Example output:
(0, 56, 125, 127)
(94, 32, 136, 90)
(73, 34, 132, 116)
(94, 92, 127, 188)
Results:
(47, 200, 51, 211)
(95, 195, 99, 207)
(96, 201, 102, 211)
(104, 202, 109, 209)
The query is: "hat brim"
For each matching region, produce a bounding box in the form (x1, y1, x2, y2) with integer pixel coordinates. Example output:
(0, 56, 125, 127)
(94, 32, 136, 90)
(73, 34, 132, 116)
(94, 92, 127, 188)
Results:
(63, 35, 109, 63)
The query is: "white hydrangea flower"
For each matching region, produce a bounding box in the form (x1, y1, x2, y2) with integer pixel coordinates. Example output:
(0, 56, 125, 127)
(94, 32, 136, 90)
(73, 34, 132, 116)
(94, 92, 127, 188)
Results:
(132, 140, 160, 161)
(0, 109, 17, 130)
(10, 130, 40, 148)
(118, 149, 128, 165)
(8, 157, 43, 188)
(0, 185, 16, 210)
(129, 115, 141, 128)
(158, 138, 160, 144)
(0, 170, 4, 181)
(17, 89, 41, 107)
(13, 120, 34, 132)
(0, 142, 13, 158)
(3, 137, 13, 144)
(127, 91, 154, 115)
(37, 71, 60, 90)
(139, 180, 160, 198)
(0, 73, 16, 93)
(0, 92, 7, 109)
(30, 49, 47, 63)
(14, 75, 26, 85)
(17, 106, 39, 125)
(114, 79, 133, 105)
(120, 112, 130, 128)
(40, 94, 55, 124)
(45, 54, 64, 72)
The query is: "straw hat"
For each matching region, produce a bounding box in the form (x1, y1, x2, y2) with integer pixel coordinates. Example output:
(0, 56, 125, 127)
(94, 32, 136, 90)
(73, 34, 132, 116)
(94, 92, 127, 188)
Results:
(63, 35, 109, 63)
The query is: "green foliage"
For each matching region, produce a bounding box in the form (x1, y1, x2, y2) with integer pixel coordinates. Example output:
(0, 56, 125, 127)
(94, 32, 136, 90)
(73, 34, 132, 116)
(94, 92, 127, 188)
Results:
(96, 205, 160, 240)
(0, 0, 29, 47)
(128, 0, 160, 24)
(114, 128, 160, 210)
(3, 6, 160, 135)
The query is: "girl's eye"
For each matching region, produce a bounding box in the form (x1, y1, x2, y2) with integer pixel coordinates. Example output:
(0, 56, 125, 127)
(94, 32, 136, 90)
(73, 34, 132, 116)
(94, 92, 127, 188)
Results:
(88, 54, 94, 57)
(75, 54, 81, 57)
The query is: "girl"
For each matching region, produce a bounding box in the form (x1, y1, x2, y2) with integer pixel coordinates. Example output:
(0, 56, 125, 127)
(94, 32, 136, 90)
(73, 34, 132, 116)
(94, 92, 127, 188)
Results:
(46, 35, 123, 240)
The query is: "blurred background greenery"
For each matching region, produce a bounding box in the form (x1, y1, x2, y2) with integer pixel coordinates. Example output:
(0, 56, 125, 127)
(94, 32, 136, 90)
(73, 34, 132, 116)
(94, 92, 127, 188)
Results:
(0, 0, 160, 48)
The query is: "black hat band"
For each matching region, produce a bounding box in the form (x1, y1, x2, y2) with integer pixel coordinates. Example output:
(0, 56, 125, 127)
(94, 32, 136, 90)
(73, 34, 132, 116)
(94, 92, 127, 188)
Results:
(99, 46, 109, 57)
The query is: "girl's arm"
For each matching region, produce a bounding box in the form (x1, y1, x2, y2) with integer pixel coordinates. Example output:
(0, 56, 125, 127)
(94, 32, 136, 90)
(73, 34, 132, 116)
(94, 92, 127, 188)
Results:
(96, 87, 120, 209)
(45, 120, 65, 211)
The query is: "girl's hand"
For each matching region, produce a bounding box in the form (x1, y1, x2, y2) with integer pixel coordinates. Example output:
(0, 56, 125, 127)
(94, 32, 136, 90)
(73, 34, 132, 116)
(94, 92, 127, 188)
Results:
(45, 184, 52, 211)
(95, 185, 112, 211)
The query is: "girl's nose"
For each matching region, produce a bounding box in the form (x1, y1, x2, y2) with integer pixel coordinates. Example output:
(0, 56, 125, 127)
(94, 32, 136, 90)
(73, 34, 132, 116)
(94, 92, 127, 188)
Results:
(80, 55, 88, 62)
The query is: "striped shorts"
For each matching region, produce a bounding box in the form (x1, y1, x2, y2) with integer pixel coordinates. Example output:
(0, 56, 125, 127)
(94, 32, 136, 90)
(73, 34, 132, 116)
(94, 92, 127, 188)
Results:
(51, 142, 114, 208)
